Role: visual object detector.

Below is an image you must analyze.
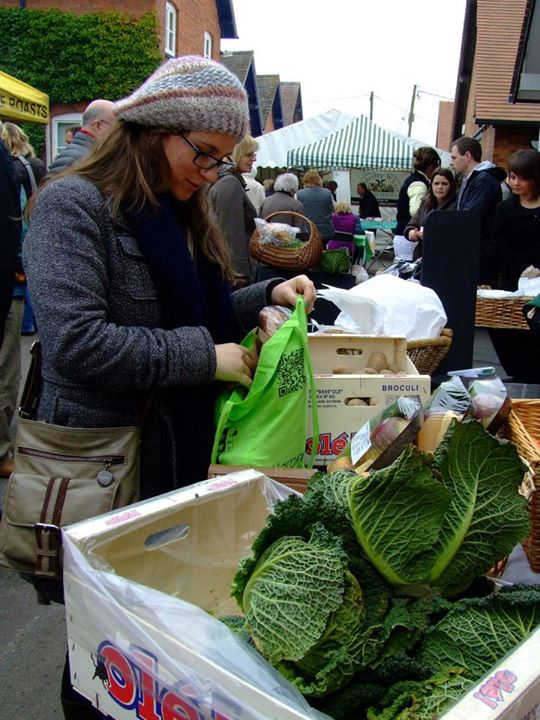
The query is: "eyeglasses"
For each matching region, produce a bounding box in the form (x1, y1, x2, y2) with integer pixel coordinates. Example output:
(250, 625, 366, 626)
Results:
(179, 133, 235, 171)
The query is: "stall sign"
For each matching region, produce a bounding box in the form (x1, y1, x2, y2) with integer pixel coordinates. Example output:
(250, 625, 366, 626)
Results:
(0, 71, 49, 124)
(351, 169, 408, 203)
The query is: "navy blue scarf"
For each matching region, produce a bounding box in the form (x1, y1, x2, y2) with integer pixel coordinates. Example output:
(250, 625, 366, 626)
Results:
(124, 193, 240, 488)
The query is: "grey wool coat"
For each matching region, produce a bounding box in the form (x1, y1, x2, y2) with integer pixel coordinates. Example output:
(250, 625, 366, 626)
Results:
(23, 175, 278, 496)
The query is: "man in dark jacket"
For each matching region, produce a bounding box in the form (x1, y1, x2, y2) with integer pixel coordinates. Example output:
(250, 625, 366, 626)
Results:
(451, 136, 502, 285)
(356, 182, 381, 219)
(48, 98, 116, 173)
(0, 139, 21, 477)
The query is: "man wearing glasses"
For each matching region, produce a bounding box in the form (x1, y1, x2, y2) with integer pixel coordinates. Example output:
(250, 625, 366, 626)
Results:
(49, 99, 117, 174)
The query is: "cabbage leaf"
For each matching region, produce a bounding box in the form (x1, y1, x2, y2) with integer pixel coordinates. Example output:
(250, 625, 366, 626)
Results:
(348, 420, 529, 596)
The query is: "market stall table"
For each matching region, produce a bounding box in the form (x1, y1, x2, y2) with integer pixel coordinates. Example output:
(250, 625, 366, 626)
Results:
(361, 219, 397, 273)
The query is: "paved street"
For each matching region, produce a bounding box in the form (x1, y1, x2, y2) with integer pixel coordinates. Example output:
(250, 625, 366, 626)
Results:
(0, 334, 65, 719)
(0, 329, 535, 719)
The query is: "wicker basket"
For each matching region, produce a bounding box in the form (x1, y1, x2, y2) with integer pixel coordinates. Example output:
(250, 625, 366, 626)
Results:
(406, 328, 453, 375)
(503, 399, 540, 572)
(249, 211, 323, 271)
(475, 295, 531, 330)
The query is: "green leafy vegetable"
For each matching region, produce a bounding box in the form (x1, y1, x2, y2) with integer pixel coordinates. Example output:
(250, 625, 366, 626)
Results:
(348, 420, 529, 596)
(241, 524, 347, 663)
(235, 522, 368, 695)
(418, 585, 540, 676)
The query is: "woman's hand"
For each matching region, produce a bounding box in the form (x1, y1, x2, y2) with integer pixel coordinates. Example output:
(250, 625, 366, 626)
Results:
(408, 228, 423, 242)
(270, 275, 317, 313)
(215, 343, 256, 388)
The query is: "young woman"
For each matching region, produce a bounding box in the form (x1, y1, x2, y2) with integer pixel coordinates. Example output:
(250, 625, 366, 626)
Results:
(404, 167, 457, 260)
(22, 55, 315, 719)
(493, 148, 540, 290)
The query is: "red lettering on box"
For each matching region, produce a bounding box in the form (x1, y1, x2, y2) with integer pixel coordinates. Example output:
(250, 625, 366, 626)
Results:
(95, 641, 232, 720)
(473, 668, 517, 710)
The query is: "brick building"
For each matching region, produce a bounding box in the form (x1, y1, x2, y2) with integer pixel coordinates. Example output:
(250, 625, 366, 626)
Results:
(450, 0, 540, 164)
(0, 0, 238, 159)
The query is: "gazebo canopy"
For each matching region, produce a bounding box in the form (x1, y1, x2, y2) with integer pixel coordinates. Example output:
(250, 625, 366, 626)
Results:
(287, 114, 450, 169)
(0, 71, 49, 124)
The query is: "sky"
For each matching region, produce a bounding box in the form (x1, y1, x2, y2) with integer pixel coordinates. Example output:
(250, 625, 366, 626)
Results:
(222, 0, 468, 147)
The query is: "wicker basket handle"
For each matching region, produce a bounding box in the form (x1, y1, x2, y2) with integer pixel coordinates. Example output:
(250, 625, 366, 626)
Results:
(263, 211, 314, 228)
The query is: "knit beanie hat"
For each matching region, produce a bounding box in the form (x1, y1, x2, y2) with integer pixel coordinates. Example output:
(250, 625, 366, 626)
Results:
(114, 55, 249, 141)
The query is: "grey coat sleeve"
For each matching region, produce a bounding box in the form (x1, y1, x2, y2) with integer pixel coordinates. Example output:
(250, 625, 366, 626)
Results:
(23, 180, 218, 392)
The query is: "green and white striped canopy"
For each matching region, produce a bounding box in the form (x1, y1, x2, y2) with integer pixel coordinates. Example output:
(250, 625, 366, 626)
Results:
(287, 115, 445, 170)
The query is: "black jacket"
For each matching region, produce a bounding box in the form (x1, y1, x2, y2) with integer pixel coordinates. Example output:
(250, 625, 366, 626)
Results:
(395, 170, 429, 235)
(0, 140, 21, 346)
(457, 166, 502, 285)
(358, 189, 381, 219)
(494, 195, 540, 290)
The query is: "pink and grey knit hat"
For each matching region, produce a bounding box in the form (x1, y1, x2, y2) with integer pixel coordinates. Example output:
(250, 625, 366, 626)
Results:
(114, 55, 249, 141)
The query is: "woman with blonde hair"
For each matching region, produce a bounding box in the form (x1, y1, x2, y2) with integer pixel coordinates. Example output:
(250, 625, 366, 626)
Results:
(0, 121, 46, 198)
(296, 169, 335, 243)
(209, 134, 260, 286)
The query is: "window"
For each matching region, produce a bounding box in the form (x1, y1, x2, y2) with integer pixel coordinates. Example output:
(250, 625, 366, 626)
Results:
(49, 112, 83, 165)
(203, 31, 212, 59)
(165, 2, 177, 57)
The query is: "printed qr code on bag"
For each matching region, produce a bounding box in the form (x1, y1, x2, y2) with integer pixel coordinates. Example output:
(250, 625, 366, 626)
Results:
(277, 349, 306, 397)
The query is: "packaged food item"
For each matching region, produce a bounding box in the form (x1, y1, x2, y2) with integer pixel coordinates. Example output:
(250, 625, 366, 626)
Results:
(254, 218, 301, 247)
(416, 376, 470, 453)
(258, 306, 292, 343)
(468, 376, 510, 433)
(328, 396, 423, 474)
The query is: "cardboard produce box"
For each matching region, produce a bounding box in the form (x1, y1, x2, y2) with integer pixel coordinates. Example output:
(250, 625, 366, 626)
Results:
(441, 627, 540, 719)
(307, 334, 431, 467)
(62, 470, 540, 720)
(63, 471, 323, 720)
(208, 463, 317, 494)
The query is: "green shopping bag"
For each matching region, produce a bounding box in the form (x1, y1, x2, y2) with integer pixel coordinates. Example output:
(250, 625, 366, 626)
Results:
(211, 296, 319, 468)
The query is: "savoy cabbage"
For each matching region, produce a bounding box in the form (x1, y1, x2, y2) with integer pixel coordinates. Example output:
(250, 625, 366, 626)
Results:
(348, 420, 529, 596)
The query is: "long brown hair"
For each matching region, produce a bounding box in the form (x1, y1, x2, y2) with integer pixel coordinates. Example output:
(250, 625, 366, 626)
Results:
(34, 121, 234, 279)
(424, 167, 457, 212)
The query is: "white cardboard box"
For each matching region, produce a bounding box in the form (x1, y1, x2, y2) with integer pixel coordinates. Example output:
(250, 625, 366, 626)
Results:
(63, 471, 324, 720)
(63, 471, 540, 720)
(307, 335, 431, 466)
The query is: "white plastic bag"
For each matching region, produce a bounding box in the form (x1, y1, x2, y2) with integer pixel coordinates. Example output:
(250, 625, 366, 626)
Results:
(63, 473, 330, 720)
(318, 274, 447, 340)
(254, 218, 301, 247)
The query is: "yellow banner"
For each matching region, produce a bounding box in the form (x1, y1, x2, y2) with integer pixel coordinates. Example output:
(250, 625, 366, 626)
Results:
(0, 71, 49, 124)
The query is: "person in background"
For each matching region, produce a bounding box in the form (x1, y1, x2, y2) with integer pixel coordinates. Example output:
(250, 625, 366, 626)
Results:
(324, 179, 338, 201)
(395, 146, 440, 238)
(263, 177, 275, 196)
(331, 201, 363, 235)
(0, 139, 21, 479)
(493, 148, 540, 291)
(0, 122, 45, 336)
(296, 169, 335, 245)
(48, 99, 117, 173)
(64, 125, 81, 145)
(404, 167, 457, 260)
(356, 181, 381, 219)
(242, 167, 266, 214)
(208, 134, 259, 287)
(261, 172, 307, 232)
(0, 122, 47, 197)
(22, 55, 316, 719)
(450, 136, 502, 285)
